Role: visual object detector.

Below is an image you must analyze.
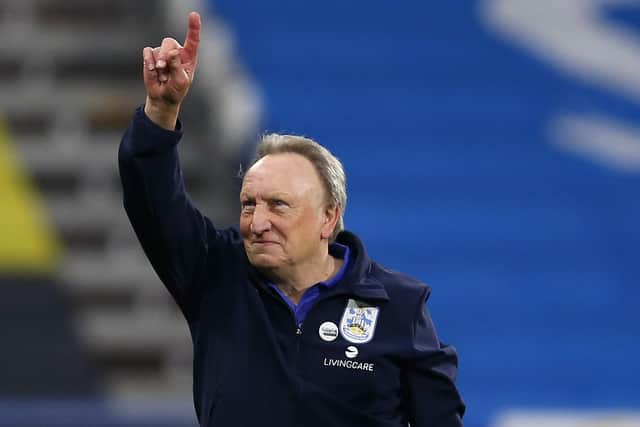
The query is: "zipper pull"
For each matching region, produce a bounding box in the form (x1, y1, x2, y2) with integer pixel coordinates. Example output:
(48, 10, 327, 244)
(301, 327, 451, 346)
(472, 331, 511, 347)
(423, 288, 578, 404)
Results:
(296, 323, 303, 335)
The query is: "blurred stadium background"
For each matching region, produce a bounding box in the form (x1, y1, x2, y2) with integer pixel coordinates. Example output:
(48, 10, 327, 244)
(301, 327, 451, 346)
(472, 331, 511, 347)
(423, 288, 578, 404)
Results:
(1, 0, 638, 426)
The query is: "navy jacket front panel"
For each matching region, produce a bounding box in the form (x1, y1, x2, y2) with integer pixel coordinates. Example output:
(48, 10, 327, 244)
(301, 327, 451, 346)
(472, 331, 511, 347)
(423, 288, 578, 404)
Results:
(118, 106, 465, 427)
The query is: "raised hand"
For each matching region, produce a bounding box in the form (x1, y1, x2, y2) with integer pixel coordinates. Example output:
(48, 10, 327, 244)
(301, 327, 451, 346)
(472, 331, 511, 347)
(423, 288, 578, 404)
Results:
(142, 12, 201, 129)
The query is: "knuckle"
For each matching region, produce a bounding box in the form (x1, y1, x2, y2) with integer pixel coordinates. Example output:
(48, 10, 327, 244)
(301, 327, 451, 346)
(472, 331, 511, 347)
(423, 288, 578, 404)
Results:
(161, 37, 178, 47)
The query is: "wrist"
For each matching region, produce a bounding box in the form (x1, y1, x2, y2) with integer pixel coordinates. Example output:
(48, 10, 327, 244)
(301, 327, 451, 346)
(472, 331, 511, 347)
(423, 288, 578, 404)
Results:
(144, 98, 180, 130)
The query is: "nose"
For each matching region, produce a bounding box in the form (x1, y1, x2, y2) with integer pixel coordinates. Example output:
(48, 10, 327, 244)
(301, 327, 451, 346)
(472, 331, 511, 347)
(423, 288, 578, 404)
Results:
(250, 205, 271, 234)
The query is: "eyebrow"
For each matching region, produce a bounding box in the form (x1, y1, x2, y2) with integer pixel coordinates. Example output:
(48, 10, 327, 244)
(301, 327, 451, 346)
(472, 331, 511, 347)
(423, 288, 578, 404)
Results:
(239, 192, 293, 200)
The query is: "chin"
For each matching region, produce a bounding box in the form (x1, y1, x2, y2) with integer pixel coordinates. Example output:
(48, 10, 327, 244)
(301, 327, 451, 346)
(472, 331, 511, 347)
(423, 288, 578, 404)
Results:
(247, 252, 283, 270)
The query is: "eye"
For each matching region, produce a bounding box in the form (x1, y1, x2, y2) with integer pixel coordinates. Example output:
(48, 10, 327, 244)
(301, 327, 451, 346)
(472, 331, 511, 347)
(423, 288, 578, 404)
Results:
(240, 200, 255, 212)
(270, 199, 288, 208)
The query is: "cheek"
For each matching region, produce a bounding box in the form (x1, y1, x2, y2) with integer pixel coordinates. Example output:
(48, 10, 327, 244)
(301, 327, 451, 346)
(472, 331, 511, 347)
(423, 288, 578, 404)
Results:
(291, 211, 323, 236)
(239, 216, 251, 237)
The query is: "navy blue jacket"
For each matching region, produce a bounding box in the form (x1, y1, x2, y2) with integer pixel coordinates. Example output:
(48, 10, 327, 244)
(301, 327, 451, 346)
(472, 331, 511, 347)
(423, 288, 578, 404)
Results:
(118, 107, 465, 427)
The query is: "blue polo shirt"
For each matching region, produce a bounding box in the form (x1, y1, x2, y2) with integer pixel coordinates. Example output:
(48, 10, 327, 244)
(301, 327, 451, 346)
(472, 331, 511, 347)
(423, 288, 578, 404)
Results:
(269, 243, 350, 325)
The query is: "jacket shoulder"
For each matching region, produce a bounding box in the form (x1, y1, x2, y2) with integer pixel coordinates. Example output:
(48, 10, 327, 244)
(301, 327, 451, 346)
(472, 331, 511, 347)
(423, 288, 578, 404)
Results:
(369, 262, 432, 302)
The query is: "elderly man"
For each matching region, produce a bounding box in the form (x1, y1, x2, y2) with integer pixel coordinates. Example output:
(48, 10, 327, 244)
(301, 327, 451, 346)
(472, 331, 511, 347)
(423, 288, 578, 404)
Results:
(118, 12, 464, 427)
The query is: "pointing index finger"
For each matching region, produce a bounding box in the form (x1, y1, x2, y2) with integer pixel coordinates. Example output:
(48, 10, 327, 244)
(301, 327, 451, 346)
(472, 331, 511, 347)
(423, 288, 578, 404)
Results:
(183, 12, 201, 61)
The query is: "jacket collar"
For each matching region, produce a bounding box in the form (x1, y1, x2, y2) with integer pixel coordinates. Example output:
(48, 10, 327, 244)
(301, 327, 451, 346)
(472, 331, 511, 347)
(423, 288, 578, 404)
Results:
(326, 230, 389, 302)
(246, 230, 389, 303)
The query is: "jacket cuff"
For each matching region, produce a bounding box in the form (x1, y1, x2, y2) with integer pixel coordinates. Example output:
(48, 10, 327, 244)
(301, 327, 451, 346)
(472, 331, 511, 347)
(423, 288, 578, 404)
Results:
(127, 104, 184, 156)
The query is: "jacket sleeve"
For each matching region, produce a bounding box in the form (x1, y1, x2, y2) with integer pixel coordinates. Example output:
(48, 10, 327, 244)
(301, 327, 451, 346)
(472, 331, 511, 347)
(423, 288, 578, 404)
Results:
(403, 286, 465, 427)
(118, 106, 234, 321)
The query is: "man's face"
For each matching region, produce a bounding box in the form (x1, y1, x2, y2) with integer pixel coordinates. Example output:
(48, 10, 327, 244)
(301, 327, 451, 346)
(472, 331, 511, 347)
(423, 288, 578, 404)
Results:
(239, 153, 332, 271)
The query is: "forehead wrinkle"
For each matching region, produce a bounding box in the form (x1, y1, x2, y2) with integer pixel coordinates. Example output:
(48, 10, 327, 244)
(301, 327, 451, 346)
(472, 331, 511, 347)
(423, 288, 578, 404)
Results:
(241, 153, 324, 203)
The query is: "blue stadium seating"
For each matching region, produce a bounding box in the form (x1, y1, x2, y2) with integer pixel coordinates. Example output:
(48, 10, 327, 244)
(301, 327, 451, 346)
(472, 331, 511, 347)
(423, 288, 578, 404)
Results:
(210, 1, 640, 425)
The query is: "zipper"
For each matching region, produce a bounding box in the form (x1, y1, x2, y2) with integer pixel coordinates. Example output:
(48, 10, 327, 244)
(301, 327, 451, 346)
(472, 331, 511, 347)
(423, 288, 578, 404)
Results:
(293, 322, 303, 372)
(256, 286, 304, 425)
(293, 321, 303, 427)
(259, 285, 303, 363)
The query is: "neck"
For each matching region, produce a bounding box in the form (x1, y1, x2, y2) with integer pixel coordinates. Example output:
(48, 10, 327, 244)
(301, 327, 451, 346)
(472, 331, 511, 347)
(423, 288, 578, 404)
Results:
(269, 248, 343, 304)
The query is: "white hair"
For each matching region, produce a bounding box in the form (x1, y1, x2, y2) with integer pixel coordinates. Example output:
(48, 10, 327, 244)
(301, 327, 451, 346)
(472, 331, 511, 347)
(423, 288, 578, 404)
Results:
(254, 134, 347, 240)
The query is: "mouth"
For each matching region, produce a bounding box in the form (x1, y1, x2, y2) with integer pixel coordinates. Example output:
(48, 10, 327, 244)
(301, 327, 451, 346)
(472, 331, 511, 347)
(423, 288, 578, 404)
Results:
(252, 240, 279, 246)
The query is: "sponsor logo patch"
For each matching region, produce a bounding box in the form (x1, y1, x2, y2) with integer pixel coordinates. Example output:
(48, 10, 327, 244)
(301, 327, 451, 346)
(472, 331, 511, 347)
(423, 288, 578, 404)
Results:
(322, 357, 374, 372)
(345, 346, 358, 359)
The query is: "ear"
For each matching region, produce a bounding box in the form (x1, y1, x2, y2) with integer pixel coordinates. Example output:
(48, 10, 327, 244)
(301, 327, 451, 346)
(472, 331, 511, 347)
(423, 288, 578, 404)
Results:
(320, 205, 340, 240)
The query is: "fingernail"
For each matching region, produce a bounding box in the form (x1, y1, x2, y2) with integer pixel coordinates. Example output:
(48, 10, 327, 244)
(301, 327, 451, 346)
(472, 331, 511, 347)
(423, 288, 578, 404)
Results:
(156, 60, 166, 68)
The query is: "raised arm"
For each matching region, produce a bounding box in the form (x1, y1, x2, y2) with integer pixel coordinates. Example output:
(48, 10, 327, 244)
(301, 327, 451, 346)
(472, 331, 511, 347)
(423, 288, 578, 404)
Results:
(118, 12, 233, 321)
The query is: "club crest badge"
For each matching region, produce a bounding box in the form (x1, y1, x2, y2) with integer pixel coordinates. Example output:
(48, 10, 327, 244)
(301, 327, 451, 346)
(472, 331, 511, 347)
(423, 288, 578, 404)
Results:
(340, 299, 379, 344)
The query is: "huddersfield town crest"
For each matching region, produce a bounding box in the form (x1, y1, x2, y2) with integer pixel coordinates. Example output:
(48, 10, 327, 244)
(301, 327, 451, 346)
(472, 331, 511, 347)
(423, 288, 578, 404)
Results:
(340, 299, 380, 344)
